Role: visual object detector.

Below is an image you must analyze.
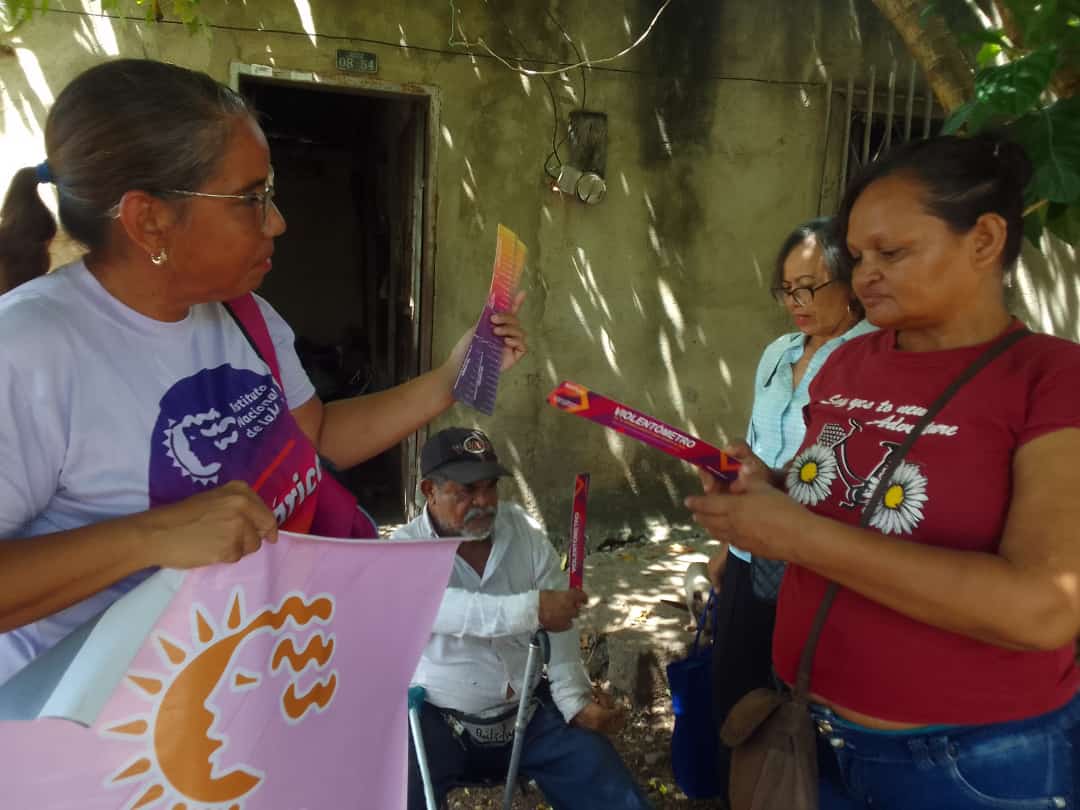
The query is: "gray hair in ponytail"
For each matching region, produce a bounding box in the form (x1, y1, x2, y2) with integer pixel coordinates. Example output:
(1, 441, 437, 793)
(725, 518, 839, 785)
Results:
(0, 59, 251, 291)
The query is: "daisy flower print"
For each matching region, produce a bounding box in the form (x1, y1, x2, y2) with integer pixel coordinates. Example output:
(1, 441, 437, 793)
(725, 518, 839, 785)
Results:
(862, 461, 929, 535)
(786, 444, 838, 506)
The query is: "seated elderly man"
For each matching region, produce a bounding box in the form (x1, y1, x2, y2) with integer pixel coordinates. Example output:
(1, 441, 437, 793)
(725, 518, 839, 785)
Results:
(396, 427, 652, 810)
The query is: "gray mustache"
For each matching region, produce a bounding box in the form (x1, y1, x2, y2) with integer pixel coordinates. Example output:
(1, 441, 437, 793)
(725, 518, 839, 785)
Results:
(464, 507, 497, 523)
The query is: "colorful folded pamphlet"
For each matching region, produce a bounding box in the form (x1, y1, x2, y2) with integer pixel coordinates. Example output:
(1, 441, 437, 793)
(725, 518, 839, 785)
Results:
(452, 225, 527, 415)
(547, 381, 740, 481)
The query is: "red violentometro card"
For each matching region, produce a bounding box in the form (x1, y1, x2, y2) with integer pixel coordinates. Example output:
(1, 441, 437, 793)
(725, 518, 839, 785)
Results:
(547, 381, 740, 481)
(568, 473, 589, 589)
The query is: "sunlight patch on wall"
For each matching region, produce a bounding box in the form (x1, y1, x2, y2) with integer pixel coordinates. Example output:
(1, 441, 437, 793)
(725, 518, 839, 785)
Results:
(570, 294, 596, 341)
(659, 330, 687, 421)
(441, 125, 455, 149)
(648, 225, 662, 255)
(74, 13, 120, 56)
(15, 47, 54, 107)
(643, 191, 656, 222)
(654, 110, 672, 157)
(717, 356, 733, 388)
(291, 0, 318, 46)
(751, 255, 764, 286)
(512, 470, 543, 525)
(0, 77, 51, 216)
(575, 248, 612, 321)
(600, 326, 620, 375)
(657, 278, 685, 345)
(604, 430, 640, 495)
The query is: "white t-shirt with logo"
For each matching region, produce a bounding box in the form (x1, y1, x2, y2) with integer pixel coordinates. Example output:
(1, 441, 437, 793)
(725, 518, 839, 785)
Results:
(0, 261, 316, 685)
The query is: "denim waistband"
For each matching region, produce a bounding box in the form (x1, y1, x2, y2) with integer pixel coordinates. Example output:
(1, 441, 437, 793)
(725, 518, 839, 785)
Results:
(809, 690, 1080, 760)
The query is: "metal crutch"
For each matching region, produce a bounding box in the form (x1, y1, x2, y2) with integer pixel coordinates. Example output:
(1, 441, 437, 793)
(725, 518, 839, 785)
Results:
(408, 685, 439, 810)
(502, 629, 551, 810)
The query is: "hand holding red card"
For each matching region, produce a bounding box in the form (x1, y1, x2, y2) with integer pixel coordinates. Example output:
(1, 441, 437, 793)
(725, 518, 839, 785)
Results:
(568, 474, 589, 589)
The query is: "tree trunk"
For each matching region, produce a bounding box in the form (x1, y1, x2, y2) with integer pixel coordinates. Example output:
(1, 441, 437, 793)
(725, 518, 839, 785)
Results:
(870, 0, 974, 113)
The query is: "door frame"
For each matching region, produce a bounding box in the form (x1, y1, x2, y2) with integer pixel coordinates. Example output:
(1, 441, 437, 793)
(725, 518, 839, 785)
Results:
(229, 62, 440, 520)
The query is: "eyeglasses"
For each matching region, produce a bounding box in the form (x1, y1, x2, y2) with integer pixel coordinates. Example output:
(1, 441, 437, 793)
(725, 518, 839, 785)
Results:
(161, 167, 277, 230)
(770, 279, 835, 307)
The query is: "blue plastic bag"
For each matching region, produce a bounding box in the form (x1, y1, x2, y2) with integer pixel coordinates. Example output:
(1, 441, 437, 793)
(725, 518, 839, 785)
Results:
(666, 589, 722, 799)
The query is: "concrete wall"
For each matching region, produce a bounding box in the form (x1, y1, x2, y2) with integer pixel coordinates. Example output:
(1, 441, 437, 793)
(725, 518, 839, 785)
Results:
(2, 0, 1077, 546)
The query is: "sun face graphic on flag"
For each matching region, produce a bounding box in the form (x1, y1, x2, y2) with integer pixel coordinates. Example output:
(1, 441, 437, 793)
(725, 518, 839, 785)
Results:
(102, 590, 339, 810)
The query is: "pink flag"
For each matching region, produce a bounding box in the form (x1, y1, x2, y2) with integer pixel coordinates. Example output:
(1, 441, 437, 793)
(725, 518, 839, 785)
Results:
(0, 531, 458, 810)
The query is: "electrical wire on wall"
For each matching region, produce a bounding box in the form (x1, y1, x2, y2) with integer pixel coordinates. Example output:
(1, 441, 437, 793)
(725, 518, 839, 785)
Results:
(448, 1, 674, 185)
(490, 16, 578, 181)
(541, 10, 587, 180)
(448, 0, 674, 77)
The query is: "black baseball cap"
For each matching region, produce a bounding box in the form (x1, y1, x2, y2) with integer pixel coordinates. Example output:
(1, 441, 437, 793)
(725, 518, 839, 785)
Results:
(421, 428, 511, 484)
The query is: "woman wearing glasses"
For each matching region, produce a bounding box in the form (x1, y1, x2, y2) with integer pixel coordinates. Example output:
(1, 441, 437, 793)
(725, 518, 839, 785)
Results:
(706, 217, 873, 798)
(692, 136, 1080, 808)
(0, 60, 527, 685)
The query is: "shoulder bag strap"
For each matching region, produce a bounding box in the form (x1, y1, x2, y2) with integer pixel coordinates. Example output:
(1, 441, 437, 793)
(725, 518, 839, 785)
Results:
(223, 294, 284, 391)
(793, 327, 1031, 702)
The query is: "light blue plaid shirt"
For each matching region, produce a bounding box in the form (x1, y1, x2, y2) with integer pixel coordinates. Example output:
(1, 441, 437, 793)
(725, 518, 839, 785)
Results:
(730, 319, 877, 562)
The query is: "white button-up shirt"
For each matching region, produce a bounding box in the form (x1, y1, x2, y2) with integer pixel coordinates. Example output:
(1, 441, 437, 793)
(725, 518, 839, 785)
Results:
(392, 502, 592, 723)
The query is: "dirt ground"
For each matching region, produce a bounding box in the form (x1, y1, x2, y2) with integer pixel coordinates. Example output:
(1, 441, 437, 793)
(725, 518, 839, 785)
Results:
(443, 523, 727, 810)
(444, 692, 723, 809)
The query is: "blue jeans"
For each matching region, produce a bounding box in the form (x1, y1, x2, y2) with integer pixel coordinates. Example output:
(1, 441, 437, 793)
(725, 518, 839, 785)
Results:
(407, 695, 653, 810)
(813, 691, 1080, 809)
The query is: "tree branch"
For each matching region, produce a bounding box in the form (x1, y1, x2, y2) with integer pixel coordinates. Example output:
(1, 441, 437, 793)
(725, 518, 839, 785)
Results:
(871, 0, 975, 113)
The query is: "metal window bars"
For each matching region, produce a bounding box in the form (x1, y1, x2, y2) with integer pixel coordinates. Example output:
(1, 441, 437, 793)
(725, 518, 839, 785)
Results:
(836, 61, 942, 194)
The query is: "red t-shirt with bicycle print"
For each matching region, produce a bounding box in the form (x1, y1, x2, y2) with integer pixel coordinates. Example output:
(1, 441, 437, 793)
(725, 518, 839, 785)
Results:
(773, 321, 1080, 724)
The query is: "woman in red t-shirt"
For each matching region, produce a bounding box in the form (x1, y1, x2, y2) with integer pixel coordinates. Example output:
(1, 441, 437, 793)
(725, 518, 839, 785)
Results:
(688, 135, 1080, 809)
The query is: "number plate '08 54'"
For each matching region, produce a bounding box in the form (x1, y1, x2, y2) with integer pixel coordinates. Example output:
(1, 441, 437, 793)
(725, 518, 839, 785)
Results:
(336, 50, 378, 74)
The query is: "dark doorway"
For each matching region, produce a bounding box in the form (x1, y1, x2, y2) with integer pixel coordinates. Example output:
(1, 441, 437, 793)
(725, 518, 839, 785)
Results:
(238, 76, 430, 525)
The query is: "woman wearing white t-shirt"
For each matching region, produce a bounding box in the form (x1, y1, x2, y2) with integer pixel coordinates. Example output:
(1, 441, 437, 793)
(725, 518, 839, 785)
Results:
(0, 60, 527, 685)
(706, 218, 871, 798)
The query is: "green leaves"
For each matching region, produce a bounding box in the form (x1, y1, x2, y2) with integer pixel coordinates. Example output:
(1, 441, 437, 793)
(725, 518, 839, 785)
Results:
(924, 1, 1080, 250)
(2, 0, 207, 32)
(1047, 202, 1080, 244)
(1009, 98, 1080, 203)
(975, 48, 1058, 117)
(1, 0, 38, 34)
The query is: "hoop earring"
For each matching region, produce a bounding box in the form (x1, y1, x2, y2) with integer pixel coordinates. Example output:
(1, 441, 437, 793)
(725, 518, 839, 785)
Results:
(150, 249, 168, 266)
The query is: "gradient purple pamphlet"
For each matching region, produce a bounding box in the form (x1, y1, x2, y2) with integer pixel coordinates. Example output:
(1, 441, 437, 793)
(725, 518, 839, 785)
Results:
(452, 225, 527, 415)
